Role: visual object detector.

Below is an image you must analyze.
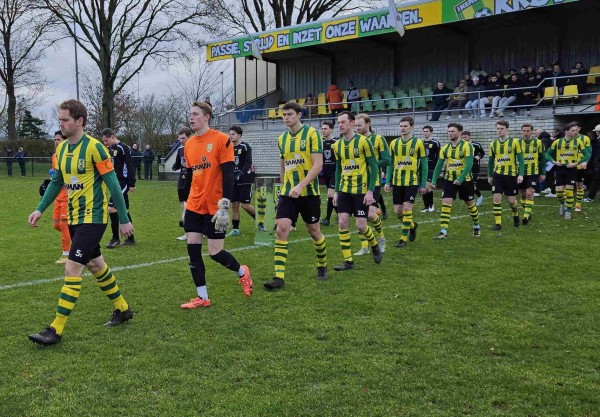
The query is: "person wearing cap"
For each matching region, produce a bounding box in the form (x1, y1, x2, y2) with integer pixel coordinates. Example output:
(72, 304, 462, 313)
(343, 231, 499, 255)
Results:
(583, 124, 600, 202)
(464, 77, 486, 118)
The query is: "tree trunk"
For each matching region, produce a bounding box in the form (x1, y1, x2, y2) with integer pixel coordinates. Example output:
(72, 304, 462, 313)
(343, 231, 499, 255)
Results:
(6, 80, 17, 140)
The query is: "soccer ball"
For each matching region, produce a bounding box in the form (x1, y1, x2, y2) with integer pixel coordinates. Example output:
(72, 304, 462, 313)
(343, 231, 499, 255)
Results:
(474, 8, 493, 18)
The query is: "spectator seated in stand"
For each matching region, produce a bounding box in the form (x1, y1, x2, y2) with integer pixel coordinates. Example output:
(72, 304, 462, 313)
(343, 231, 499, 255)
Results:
(459, 73, 473, 87)
(550, 63, 568, 94)
(302, 93, 317, 118)
(345, 81, 359, 103)
(480, 74, 505, 118)
(518, 66, 529, 81)
(536, 66, 547, 97)
(444, 80, 468, 120)
(521, 72, 538, 116)
(496, 73, 522, 117)
(430, 81, 452, 121)
(464, 76, 486, 118)
(568, 61, 588, 94)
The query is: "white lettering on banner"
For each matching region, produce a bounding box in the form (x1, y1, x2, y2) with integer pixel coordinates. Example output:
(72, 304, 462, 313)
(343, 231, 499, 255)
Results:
(360, 9, 422, 33)
(292, 28, 322, 45)
(211, 42, 240, 58)
(324, 21, 356, 39)
(243, 36, 274, 53)
(277, 33, 289, 47)
(495, 0, 563, 14)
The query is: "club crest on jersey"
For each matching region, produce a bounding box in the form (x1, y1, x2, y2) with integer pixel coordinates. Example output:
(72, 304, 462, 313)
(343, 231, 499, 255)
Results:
(237, 149, 242, 154)
(409, 148, 415, 156)
(508, 147, 513, 153)
(300, 140, 306, 149)
(324, 150, 331, 159)
(354, 148, 359, 157)
(202, 156, 207, 162)
(207, 144, 213, 152)
(78, 159, 86, 171)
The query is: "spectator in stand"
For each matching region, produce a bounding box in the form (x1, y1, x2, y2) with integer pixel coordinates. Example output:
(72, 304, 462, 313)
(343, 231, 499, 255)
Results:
(481, 74, 504, 118)
(494, 70, 505, 82)
(460, 73, 473, 87)
(568, 61, 588, 94)
(444, 80, 468, 119)
(345, 81, 359, 103)
(470, 64, 487, 81)
(302, 93, 317, 118)
(526, 66, 536, 78)
(130, 143, 142, 180)
(536, 66, 548, 97)
(496, 74, 521, 117)
(583, 124, 600, 202)
(5, 147, 13, 176)
(143, 144, 155, 180)
(430, 81, 452, 121)
(519, 66, 528, 81)
(508, 69, 518, 80)
(550, 64, 568, 94)
(326, 84, 345, 116)
(15, 147, 26, 176)
(465, 76, 486, 118)
(521, 72, 538, 117)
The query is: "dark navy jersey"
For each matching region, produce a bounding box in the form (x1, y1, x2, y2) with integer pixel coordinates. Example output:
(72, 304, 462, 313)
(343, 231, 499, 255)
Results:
(172, 146, 187, 189)
(233, 141, 254, 184)
(471, 141, 485, 172)
(109, 141, 136, 188)
(323, 137, 337, 175)
(423, 139, 441, 169)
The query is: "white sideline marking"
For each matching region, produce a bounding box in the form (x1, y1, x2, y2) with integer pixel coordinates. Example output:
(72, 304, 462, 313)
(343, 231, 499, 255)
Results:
(3, 206, 568, 292)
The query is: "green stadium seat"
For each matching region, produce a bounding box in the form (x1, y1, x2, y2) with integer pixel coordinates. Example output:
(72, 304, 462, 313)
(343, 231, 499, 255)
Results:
(394, 88, 406, 97)
(408, 88, 419, 97)
(387, 98, 399, 110)
(351, 101, 360, 114)
(382, 90, 392, 97)
(415, 97, 427, 108)
(361, 100, 373, 112)
(400, 98, 412, 110)
(374, 99, 386, 111)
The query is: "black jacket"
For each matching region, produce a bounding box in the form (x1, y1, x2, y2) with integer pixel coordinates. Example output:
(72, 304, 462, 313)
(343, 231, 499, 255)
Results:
(432, 87, 452, 106)
(467, 84, 486, 101)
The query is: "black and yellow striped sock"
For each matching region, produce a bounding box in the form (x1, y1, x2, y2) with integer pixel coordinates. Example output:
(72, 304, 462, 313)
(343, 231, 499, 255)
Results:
(440, 203, 452, 231)
(93, 265, 128, 312)
(557, 190, 565, 204)
(493, 203, 502, 225)
(360, 225, 378, 247)
(576, 188, 584, 207)
(523, 199, 534, 219)
(50, 276, 82, 335)
(359, 235, 369, 250)
(257, 196, 266, 223)
(339, 229, 352, 262)
(371, 215, 384, 238)
(510, 202, 519, 216)
(401, 210, 413, 242)
(565, 188, 574, 210)
(274, 240, 288, 279)
(467, 203, 479, 225)
(313, 236, 327, 268)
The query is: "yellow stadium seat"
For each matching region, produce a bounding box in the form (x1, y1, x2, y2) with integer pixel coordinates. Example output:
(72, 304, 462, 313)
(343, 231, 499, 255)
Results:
(342, 96, 348, 109)
(560, 85, 579, 99)
(359, 89, 369, 99)
(587, 66, 600, 85)
(542, 87, 558, 101)
(276, 104, 284, 118)
(317, 93, 329, 115)
(297, 98, 306, 106)
(268, 108, 276, 119)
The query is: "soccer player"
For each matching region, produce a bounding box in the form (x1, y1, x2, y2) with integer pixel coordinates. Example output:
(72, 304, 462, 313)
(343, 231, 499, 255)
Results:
(332, 111, 382, 270)
(353, 113, 389, 255)
(263, 101, 327, 290)
(545, 122, 590, 220)
(430, 123, 481, 239)
(227, 125, 257, 236)
(487, 120, 525, 230)
(51, 131, 71, 264)
(420, 125, 440, 213)
(180, 101, 253, 307)
(27, 99, 134, 346)
(320, 120, 338, 226)
(102, 128, 136, 248)
(518, 123, 546, 225)
(384, 117, 427, 248)
(172, 127, 192, 241)
(461, 130, 485, 207)
(573, 121, 592, 212)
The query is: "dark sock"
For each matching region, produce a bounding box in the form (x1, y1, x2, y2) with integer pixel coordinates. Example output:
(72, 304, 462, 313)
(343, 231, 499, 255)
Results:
(187, 244, 206, 287)
(232, 219, 240, 229)
(326, 197, 334, 220)
(210, 250, 241, 273)
(126, 212, 134, 239)
(378, 194, 387, 214)
(109, 212, 119, 240)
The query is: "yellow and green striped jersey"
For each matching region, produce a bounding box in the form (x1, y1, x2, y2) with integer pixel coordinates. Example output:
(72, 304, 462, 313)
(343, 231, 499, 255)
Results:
(549, 137, 586, 165)
(365, 133, 389, 186)
(333, 134, 375, 194)
(388, 136, 426, 186)
(577, 134, 591, 169)
(55, 134, 113, 225)
(439, 140, 473, 182)
(519, 138, 544, 176)
(489, 137, 522, 176)
(278, 125, 322, 197)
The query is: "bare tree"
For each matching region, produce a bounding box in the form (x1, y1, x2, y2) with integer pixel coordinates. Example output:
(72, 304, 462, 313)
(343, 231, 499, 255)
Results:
(41, 0, 212, 130)
(137, 93, 170, 138)
(0, 0, 55, 140)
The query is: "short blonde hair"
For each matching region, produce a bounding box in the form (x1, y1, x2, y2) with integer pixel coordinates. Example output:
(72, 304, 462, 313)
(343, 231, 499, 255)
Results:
(192, 101, 213, 118)
(356, 113, 371, 124)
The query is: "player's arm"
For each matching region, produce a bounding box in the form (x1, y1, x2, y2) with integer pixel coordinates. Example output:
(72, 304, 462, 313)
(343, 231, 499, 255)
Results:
(220, 161, 235, 200)
(123, 146, 136, 188)
(544, 147, 556, 163)
(539, 150, 547, 175)
(279, 159, 285, 184)
(430, 159, 444, 187)
(517, 152, 525, 177)
(419, 156, 428, 188)
(378, 137, 390, 168)
(457, 155, 473, 183)
(184, 167, 192, 196)
(172, 152, 181, 171)
(385, 159, 393, 188)
(366, 154, 378, 192)
(578, 147, 591, 166)
(334, 159, 341, 192)
(102, 171, 130, 224)
(242, 145, 253, 172)
(34, 169, 65, 213)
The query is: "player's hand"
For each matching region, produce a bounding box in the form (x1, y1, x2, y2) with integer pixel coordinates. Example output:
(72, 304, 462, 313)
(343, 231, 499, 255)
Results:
(120, 222, 134, 238)
(289, 184, 303, 198)
(453, 180, 462, 185)
(384, 184, 391, 193)
(333, 192, 338, 207)
(428, 182, 436, 191)
(517, 175, 523, 184)
(475, 156, 480, 160)
(419, 187, 426, 195)
(554, 161, 563, 166)
(129, 187, 136, 193)
(211, 198, 231, 232)
(580, 162, 588, 170)
(567, 162, 577, 169)
(28, 210, 42, 227)
(488, 177, 493, 185)
(539, 175, 546, 182)
(363, 190, 374, 205)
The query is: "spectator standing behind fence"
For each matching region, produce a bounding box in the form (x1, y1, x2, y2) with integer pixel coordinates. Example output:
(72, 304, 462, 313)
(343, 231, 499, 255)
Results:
(302, 93, 317, 118)
(15, 147, 26, 176)
(430, 82, 452, 122)
(444, 80, 468, 119)
(470, 64, 488, 81)
(345, 81, 359, 103)
(5, 147, 13, 176)
(131, 143, 142, 179)
(143, 144, 155, 179)
(327, 84, 345, 116)
(481, 74, 504, 118)
(465, 77, 486, 118)
(569, 61, 588, 94)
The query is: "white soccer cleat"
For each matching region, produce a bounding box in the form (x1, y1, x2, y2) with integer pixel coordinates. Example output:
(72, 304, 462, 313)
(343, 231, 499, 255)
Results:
(377, 237, 386, 253)
(354, 247, 370, 256)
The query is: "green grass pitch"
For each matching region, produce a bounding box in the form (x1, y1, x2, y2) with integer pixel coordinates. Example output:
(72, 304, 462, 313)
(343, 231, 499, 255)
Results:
(1, 176, 599, 416)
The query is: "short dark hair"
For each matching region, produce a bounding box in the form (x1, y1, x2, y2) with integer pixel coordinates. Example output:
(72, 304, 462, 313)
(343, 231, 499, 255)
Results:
(565, 121, 579, 130)
(321, 120, 334, 129)
(101, 128, 115, 137)
(462, 130, 471, 136)
(496, 120, 510, 129)
(59, 99, 87, 126)
(521, 123, 534, 130)
(399, 116, 414, 126)
(54, 130, 63, 137)
(569, 120, 582, 128)
(192, 101, 213, 118)
(338, 111, 355, 121)
(229, 125, 243, 135)
(282, 101, 302, 113)
(178, 127, 193, 137)
(423, 125, 433, 132)
(448, 122, 463, 132)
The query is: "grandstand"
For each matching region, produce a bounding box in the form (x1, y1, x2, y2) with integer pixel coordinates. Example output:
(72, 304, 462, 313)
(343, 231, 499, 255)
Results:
(161, 0, 599, 178)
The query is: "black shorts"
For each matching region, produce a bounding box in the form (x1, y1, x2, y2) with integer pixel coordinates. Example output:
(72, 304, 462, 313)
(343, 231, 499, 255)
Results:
(336, 192, 369, 218)
(232, 183, 253, 204)
(177, 187, 190, 203)
(392, 185, 418, 205)
(183, 210, 224, 239)
(442, 181, 475, 202)
(576, 169, 586, 183)
(275, 195, 321, 224)
(322, 173, 335, 189)
(518, 175, 538, 190)
(492, 174, 518, 196)
(108, 185, 130, 209)
(555, 166, 577, 187)
(371, 186, 381, 207)
(68, 223, 107, 265)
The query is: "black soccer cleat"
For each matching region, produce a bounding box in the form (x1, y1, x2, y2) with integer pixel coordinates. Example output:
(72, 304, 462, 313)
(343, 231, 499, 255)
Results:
(106, 239, 120, 248)
(29, 326, 62, 346)
(104, 307, 134, 327)
(334, 261, 354, 271)
(319, 218, 330, 226)
(394, 240, 407, 248)
(513, 216, 520, 228)
(371, 245, 383, 264)
(522, 217, 529, 225)
(473, 227, 481, 238)
(122, 236, 136, 246)
(491, 224, 502, 231)
(434, 232, 448, 240)
(257, 223, 267, 232)
(263, 277, 285, 291)
(409, 222, 418, 242)
(316, 266, 328, 280)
